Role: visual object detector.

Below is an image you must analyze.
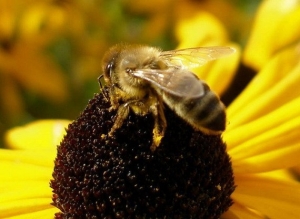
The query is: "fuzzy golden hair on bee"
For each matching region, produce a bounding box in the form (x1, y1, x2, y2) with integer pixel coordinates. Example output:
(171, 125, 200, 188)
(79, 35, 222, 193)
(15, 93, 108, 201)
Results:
(100, 43, 235, 151)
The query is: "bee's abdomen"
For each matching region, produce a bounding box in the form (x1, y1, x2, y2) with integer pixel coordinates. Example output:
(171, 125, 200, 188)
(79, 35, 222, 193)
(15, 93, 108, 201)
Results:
(176, 85, 226, 134)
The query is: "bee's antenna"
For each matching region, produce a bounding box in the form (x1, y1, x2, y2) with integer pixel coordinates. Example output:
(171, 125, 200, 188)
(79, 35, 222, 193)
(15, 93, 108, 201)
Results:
(98, 75, 109, 101)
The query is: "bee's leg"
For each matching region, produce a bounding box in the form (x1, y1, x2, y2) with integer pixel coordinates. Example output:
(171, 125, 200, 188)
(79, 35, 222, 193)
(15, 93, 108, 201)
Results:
(108, 103, 130, 137)
(108, 86, 126, 111)
(108, 86, 120, 110)
(108, 99, 144, 138)
(149, 101, 167, 152)
(97, 75, 109, 101)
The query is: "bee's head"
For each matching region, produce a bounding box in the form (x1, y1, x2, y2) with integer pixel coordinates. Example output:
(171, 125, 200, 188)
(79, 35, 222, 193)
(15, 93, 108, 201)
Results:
(102, 44, 166, 94)
(103, 44, 160, 88)
(102, 44, 143, 87)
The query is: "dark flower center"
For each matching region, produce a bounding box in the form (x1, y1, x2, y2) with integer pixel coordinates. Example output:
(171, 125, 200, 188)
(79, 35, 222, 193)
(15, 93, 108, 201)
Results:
(51, 88, 235, 219)
(221, 63, 256, 106)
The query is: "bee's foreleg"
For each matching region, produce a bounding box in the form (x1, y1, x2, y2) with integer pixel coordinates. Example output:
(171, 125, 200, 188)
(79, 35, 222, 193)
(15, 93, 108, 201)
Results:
(108, 85, 125, 111)
(149, 101, 167, 152)
(108, 103, 130, 137)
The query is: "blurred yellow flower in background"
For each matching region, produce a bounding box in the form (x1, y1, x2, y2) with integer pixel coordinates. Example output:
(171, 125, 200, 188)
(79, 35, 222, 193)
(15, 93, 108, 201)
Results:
(1, 0, 300, 218)
(173, 7, 241, 95)
(0, 1, 69, 122)
(243, 0, 300, 70)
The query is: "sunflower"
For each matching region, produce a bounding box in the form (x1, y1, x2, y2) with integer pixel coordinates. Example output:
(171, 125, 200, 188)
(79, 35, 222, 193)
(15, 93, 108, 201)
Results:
(1, 0, 300, 218)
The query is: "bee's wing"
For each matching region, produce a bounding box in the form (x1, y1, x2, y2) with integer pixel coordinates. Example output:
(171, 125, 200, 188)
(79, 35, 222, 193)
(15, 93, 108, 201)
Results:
(160, 47, 235, 69)
(132, 68, 205, 98)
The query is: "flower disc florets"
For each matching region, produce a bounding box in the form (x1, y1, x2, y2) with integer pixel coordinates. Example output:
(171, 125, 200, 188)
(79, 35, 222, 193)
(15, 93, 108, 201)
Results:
(51, 89, 235, 219)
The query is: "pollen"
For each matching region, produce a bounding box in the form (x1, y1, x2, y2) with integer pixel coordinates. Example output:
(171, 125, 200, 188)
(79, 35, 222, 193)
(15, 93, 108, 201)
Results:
(50, 88, 235, 218)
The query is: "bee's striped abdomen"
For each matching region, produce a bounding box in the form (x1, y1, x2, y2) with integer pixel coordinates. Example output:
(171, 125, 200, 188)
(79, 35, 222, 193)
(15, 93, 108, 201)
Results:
(164, 82, 226, 134)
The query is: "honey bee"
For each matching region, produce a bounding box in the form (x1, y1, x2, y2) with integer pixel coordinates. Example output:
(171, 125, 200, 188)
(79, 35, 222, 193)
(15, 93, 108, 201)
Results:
(101, 44, 235, 151)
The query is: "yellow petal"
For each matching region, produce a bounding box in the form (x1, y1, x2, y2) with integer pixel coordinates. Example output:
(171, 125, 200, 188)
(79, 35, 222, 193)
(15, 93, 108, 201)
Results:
(20, 3, 48, 38)
(175, 10, 228, 49)
(5, 120, 70, 150)
(232, 142, 300, 174)
(0, 148, 55, 167)
(0, 198, 53, 218)
(233, 175, 300, 219)
(0, 160, 52, 181)
(20, 3, 67, 39)
(228, 114, 300, 161)
(0, 148, 55, 218)
(227, 43, 300, 129)
(257, 169, 297, 183)
(222, 202, 265, 219)
(244, 0, 300, 70)
(225, 95, 300, 150)
(5, 208, 57, 219)
(0, 181, 51, 203)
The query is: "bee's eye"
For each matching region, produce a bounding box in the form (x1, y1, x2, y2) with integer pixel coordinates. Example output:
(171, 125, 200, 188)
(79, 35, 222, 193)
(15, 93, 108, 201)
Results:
(105, 60, 115, 79)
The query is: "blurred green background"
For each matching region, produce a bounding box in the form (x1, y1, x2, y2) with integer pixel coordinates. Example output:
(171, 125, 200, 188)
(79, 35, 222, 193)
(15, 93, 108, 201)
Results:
(0, 0, 260, 147)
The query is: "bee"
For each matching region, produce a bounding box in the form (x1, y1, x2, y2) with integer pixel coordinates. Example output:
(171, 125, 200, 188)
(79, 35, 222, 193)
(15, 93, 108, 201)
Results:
(101, 44, 235, 151)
